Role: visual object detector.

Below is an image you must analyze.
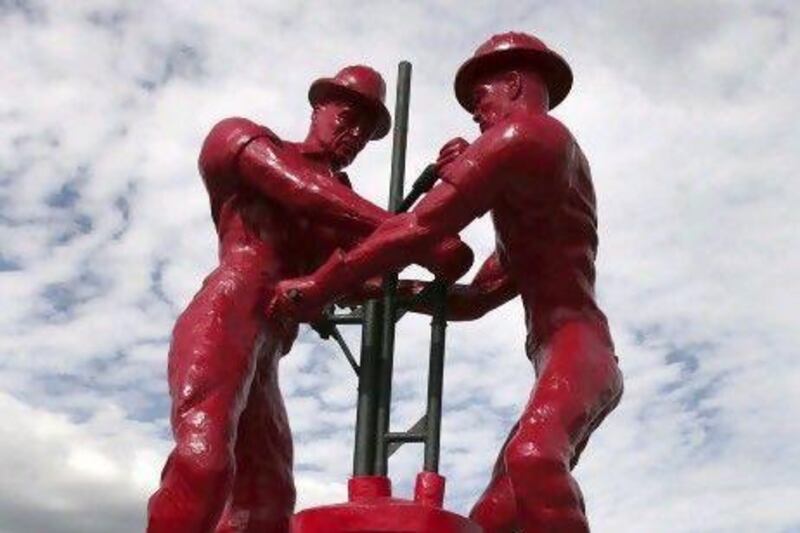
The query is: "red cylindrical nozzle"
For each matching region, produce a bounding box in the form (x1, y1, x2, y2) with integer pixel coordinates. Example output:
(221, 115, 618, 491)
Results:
(414, 471, 445, 508)
(348, 476, 392, 501)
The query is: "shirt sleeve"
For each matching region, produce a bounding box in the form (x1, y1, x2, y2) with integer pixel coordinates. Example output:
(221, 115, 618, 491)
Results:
(197, 117, 280, 226)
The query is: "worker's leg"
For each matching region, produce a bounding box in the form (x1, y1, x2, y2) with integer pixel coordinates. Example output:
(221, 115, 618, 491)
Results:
(215, 336, 295, 533)
(469, 423, 519, 533)
(505, 321, 622, 533)
(470, 321, 622, 533)
(147, 274, 264, 533)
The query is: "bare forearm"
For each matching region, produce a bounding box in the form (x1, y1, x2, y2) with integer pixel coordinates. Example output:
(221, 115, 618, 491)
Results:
(237, 138, 386, 234)
(313, 213, 443, 304)
(237, 139, 468, 275)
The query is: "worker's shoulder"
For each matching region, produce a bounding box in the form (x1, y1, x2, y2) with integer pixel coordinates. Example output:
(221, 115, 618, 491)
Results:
(198, 116, 282, 177)
(481, 114, 575, 183)
(499, 113, 573, 154)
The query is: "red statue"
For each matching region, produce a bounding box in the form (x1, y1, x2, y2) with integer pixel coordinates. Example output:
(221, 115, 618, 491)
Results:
(147, 65, 472, 533)
(269, 33, 624, 533)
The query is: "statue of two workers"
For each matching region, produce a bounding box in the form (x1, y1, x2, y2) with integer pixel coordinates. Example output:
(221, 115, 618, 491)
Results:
(147, 32, 623, 533)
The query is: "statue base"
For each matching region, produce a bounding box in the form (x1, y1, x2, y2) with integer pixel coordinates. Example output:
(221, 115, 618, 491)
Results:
(292, 472, 481, 532)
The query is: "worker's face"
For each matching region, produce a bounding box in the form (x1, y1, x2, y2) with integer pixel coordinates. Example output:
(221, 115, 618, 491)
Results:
(313, 98, 377, 169)
(471, 70, 521, 133)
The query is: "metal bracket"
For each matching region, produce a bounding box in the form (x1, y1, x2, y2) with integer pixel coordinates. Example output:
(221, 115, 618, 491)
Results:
(387, 415, 427, 458)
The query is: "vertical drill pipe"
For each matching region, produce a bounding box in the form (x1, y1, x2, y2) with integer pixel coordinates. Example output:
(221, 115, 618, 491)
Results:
(423, 281, 448, 472)
(352, 300, 383, 476)
(374, 61, 412, 475)
(388, 61, 412, 212)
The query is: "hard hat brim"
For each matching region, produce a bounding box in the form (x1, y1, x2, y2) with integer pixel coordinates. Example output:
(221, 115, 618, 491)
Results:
(308, 79, 391, 140)
(454, 47, 573, 112)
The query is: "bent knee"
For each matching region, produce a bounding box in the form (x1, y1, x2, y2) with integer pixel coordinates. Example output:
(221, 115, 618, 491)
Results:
(505, 417, 570, 465)
(170, 437, 236, 493)
(504, 439, 568, 481)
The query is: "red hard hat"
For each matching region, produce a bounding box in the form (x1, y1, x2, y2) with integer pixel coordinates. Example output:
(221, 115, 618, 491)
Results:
(454, 32, 573, 112)
(308, 65, 392, 140)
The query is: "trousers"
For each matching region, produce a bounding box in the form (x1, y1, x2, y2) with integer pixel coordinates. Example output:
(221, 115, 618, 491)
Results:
(147, 265, 296, 533)
(470, 320, 623, 533)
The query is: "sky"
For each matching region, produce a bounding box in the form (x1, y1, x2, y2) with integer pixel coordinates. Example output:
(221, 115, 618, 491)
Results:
(1, 1, 799, 532)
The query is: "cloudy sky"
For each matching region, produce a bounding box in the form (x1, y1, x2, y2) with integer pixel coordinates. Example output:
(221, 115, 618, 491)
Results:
(1, 1, 799, 532)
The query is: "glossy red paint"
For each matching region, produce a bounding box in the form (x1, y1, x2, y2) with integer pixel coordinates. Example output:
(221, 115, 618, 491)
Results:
(146, 66, 471, 533)
(269, 33, 624, 532)
(454, 31, 573, 113)
(292, 474, 481, 532)
(309, 65, 392, 140)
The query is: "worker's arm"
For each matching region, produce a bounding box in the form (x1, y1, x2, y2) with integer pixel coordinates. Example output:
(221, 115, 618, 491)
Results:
(266, 117, 560, 322)
(200, 117, 471, 280)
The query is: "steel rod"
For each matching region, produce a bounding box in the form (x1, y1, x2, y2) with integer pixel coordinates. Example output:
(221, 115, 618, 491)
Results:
(374, 61, 412, 475)
(329, 326, 360, 376)
(384, 432, 427, 443)
(352, 300, 383, 476)
(329, 311, 364, 325)
(423, 280, 448, 472)
(387, 415, 427, 458)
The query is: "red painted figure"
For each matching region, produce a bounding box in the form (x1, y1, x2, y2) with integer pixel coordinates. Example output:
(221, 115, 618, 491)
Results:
(147, 65, 472, 533)
(268, 34, 624, 532)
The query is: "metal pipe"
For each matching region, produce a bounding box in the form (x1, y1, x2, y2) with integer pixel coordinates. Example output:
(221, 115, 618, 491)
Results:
(384, 432, 426, 443)
(352, 300, 383, 476)
(423, 280, 448, 472)
(374, 61, 412, 475)
(329, 311, 364, 325)
(329, 326, 360, 376)
(388, 61, 412, 213)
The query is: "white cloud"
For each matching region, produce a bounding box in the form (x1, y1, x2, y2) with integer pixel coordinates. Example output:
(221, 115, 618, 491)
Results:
(0, 391, 163, 532)
(1, 1, 798, 532)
